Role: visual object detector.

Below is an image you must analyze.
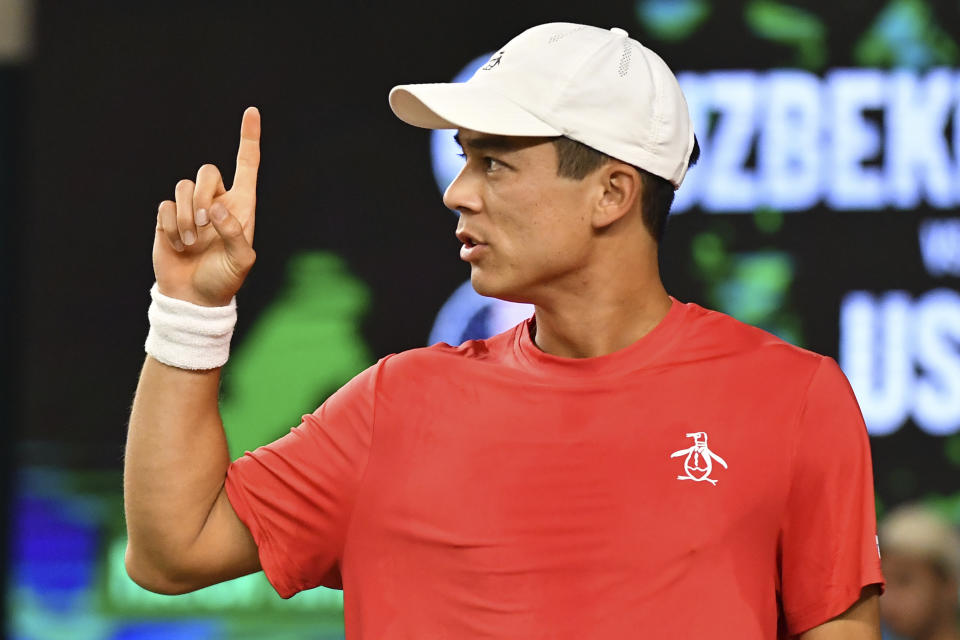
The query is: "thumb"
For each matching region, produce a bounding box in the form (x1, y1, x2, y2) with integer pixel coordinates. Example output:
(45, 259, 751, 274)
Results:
(209, 202, 256, 274)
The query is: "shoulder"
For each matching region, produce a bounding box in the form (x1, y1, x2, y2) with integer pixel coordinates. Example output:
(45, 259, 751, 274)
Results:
(377, 322, 521, 379)
(677, 300, 825, 380)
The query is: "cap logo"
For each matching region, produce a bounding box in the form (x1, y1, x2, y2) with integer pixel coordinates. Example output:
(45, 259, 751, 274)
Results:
(480, 50, 504, 71)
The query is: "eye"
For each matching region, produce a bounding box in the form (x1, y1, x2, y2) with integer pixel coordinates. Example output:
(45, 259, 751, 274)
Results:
(483, 156, 503, 171)
(456, 152, 507, 172)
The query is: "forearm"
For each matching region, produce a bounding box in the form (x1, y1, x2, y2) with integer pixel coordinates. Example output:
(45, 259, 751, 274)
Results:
(124, 355, 231, 587)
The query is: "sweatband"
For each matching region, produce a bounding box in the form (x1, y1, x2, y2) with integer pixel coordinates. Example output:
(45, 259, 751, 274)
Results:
(144, 283, 237, 370)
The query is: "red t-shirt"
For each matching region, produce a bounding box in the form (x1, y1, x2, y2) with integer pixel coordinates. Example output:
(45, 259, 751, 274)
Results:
(225, 298, 884, 639)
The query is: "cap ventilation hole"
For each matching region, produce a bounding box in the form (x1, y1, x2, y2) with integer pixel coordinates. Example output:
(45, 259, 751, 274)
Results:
(548, 25, 587, 44)
(617, 43, 632, 76)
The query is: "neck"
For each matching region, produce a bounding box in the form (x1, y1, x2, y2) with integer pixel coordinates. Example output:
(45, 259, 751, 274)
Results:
(530, 270, 672, 359)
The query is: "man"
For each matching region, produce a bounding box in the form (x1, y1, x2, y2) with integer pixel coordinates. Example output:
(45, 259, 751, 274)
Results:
(878, 504, 960, 640)
(124, 23, 883, 638)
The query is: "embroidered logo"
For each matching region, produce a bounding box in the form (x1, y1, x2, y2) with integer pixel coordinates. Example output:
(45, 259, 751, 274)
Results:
(481, 50, 504, 71)
(670, 432, 728, 486)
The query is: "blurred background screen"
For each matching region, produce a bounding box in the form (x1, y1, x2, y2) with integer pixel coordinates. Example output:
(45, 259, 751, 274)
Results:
(6, 0, 960, 638)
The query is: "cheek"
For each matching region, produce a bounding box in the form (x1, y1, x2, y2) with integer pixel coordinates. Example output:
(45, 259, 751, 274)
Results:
(505, 218, 580, 272)
(534, 209, 591, 263)
(521, 187, 588, 239)
(487, 181, 591, 268)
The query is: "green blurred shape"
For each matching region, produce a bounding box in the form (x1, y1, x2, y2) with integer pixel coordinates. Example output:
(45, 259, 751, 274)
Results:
(753, 206, 784, 235)
(221, 251, 372, 460)
(104, 537, 345, 617)
(765, 312, 803, 347)
(689, 229, 802, 346)
(714, 251, 793, 325)
(854, 0, 958, 68)
(745, 0, 827, 70)
(945, 435, 960, 467)
(635, 0, 711, 41)
(691, 232, 730, 278)
(922, 492, 960, 526)
(10, 590, 111, 640)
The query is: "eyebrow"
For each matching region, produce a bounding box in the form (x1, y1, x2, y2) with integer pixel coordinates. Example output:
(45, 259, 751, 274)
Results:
(453, 132, 549, 153)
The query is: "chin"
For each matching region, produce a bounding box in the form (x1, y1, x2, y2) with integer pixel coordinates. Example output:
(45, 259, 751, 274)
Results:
(470, 270, 532, 304)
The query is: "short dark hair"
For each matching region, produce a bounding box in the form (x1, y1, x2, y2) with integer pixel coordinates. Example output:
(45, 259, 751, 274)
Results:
(552, 136, 700, 242)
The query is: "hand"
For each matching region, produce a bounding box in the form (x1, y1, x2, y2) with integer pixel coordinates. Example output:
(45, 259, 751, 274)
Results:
(153, 107, 261, 306)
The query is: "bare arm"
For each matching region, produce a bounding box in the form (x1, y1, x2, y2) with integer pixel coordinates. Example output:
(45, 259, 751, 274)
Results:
(124, 108, 263, 594)
(798, 585, 882, 640)
(125, 360, 259, 593)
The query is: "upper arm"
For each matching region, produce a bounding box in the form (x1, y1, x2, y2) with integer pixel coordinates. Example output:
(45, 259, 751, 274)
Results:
(798, 585, 881, 640)
(778, 358, 885, 632)
(126, 485, 261, 595)
(222, 361, 380, 597)
(188, 485, 263, 587)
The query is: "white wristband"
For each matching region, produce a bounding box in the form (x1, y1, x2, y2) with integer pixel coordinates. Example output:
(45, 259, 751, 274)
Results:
(144, 283, 237, 370)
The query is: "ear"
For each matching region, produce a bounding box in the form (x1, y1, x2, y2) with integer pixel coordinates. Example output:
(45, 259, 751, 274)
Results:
(591, 162, 641, 230)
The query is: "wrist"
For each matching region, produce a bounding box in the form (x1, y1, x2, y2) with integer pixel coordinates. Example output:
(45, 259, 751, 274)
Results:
(144, 283, 237, 370)
(155, 282, 235, 308)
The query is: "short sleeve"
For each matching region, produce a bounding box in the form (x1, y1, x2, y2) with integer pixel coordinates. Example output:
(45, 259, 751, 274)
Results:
(225, 360, 382, 598)
(778, 356, 885, 635)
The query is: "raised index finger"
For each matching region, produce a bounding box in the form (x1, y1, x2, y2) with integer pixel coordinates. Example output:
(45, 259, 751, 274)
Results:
(232, 106, 261, 196)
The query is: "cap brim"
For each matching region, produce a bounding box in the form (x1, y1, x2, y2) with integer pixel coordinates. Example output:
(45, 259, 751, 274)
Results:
(389, 83, 562, 136)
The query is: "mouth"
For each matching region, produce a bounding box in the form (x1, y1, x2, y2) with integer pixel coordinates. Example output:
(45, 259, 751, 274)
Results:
(456, 229, 489, 261)
(455, 229, 486, 248)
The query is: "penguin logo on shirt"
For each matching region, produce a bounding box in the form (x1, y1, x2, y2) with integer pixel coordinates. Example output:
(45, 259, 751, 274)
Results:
(670, 432, 728, 486)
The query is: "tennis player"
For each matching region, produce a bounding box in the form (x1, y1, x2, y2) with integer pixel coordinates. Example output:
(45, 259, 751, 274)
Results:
(124, 23, 884, 639)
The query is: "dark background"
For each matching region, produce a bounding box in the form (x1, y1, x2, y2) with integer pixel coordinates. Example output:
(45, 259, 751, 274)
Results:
(6, 1, 960, 638)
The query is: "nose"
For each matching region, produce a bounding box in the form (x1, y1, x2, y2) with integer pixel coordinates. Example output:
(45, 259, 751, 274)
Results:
(443, 163, 482, 215)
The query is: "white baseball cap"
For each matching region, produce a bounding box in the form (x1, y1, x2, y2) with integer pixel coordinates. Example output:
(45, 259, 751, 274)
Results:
(389, 22, 696, 188)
